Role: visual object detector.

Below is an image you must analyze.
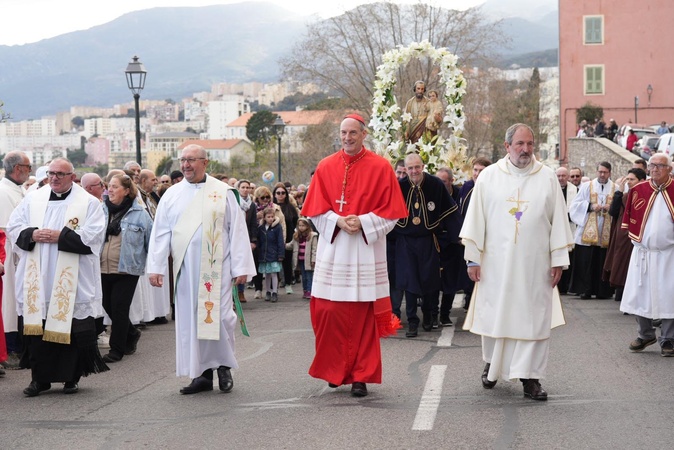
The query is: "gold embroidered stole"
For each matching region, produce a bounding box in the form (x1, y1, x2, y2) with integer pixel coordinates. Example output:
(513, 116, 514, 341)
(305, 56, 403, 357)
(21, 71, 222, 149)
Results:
(581, 181, 614, 247)
(170, 176, 229, 341)
(23, 186, 88, 344)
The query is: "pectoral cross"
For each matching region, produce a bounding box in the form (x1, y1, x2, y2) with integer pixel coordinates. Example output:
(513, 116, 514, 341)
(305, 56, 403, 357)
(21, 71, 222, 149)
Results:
(335, 193, 347, 212)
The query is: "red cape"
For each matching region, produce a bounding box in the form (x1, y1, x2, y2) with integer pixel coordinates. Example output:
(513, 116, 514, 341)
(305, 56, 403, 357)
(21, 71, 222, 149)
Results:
(302, 148, 407, 219)
(622, 178, 674, 242)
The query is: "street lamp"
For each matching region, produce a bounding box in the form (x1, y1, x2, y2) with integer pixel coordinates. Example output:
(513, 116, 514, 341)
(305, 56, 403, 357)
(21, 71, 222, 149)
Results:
(647, 84, 653, 106)
(634, 96, 639, 123)
(125, 56, 147, 165)
(272, 116, 285, 182)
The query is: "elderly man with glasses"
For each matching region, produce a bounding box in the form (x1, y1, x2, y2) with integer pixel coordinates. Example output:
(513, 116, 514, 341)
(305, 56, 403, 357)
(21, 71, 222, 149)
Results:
(7, 157, 109, 396)
(81, 173, 105, 201)
(621, 155, 674, 356)
(147, 144, 255, 395)
(1, 151, 33, 369)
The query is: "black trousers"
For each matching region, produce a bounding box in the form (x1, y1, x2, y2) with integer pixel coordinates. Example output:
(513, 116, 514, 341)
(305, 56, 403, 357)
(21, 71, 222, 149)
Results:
(101, 273, 140, 358)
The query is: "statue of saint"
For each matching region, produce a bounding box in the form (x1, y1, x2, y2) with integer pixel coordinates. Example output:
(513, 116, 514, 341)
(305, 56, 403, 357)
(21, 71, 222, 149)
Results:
(404, 81, 430, 144)
(425, 89, 444, 138)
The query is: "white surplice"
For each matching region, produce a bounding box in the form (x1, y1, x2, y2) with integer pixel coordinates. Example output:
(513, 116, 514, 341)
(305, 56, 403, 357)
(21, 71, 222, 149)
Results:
(460, 157, 573, 381)
(620, 194, 674, 319)
(568, 178, 615, 246)
(146, 179, 256, 378)
(0, 177, 24, 332)
(7, 184, 106, 320)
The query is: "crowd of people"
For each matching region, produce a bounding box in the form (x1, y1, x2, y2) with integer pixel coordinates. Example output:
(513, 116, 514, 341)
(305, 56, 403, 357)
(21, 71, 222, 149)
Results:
(1, 117, 672, 402)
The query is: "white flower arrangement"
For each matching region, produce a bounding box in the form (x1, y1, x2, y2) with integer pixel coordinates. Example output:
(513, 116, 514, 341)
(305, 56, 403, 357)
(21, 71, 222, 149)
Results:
(369, 40, 470, 177)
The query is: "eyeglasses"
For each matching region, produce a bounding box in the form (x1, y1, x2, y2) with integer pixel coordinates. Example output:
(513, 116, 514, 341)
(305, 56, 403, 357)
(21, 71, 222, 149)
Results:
(569, 175, 581, 178)
(179, 157, 207, 164)
(648, 163, 670, 170)
(161, 180, 171, 184)
(275, 191, 286, 195)
(46, 171, 73, 179)
(17, 163, 32, 170)
(84, 182, 104, 189)
(259, 195, 271, 200)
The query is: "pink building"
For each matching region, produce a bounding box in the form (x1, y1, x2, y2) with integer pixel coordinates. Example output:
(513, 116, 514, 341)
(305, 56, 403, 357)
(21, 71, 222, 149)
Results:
(85, 137, 110, 166)
(559, 0, 674, 163)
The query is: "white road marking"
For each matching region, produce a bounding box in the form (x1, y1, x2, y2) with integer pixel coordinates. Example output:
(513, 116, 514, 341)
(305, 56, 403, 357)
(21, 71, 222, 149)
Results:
(412, 365, 447, 431)
(437, 323, 455, 347)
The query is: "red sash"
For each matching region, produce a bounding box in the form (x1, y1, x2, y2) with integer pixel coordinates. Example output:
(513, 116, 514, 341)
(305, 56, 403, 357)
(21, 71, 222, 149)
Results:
(622, 178, 674, 242)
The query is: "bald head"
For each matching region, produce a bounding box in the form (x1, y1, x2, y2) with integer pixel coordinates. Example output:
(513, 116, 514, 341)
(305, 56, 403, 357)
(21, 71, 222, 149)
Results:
(140, 169, 158, 193)
(556, 167, 569, 187)
(81, 173, 104, 200)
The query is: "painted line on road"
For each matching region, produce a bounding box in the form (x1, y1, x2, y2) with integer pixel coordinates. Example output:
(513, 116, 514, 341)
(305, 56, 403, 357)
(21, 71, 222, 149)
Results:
(412, 364, 447, 431)
(436, 322, 455, 347)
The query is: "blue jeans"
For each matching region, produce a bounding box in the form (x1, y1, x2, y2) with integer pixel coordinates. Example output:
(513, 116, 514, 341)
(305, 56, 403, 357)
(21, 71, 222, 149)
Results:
(299, 260, 313, 293)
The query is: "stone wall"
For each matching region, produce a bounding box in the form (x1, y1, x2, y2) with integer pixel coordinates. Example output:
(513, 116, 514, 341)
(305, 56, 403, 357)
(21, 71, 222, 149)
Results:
(567, 137, 638, 178)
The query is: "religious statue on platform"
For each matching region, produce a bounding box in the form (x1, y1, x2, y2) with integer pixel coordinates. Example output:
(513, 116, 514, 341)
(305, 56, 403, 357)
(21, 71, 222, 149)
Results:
(404, 81, 430, 144)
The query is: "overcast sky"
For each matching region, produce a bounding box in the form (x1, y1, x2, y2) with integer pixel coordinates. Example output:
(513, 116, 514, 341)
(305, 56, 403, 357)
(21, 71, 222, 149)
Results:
(1, 0, 484, 46)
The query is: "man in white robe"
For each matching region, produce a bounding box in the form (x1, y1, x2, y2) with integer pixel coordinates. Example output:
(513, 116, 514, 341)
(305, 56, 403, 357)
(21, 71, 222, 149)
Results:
(147, 144, 255, 395)
(7, 157, 108, 396)
(461, 123, 573, 401)
(568, 162, 615, 299)
(0, 151, 32, 366)
(556, 167, 578, 294)
(620, 154, 674, 356)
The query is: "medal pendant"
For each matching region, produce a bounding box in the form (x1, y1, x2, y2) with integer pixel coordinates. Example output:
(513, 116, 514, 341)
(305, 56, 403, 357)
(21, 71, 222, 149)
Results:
(412, 217, 421, 225)
(414, 202, 420, 209)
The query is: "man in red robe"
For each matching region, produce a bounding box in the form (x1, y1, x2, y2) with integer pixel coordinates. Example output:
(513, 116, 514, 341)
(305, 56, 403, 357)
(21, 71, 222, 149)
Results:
(302, 114, 407, 397)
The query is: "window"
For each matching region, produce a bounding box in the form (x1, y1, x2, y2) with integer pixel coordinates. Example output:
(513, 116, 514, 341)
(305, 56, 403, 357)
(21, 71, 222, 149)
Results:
(585, 65, 604, 95)
(584, 16, 603, 44)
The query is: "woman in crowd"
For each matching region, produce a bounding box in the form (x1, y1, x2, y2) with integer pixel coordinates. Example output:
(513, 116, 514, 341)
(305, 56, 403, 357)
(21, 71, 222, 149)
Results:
(273, 182, 299, 294)
(100, 174, 153, 363)
(248, 186, 285, 299)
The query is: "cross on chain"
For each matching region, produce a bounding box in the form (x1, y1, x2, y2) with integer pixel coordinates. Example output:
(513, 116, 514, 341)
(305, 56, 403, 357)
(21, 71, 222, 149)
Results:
(335, 193, 347, 212)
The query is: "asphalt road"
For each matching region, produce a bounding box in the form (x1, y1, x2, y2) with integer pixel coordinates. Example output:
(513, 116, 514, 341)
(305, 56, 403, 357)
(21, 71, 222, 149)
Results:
(1, 291, 672, 449)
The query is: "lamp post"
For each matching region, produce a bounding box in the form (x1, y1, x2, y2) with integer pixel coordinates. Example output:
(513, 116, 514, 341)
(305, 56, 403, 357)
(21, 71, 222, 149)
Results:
(125, 56, 147, 165)
(272, 116, 285, 183)
(634, 96, 639, 123)
(647, 84, 653, 107)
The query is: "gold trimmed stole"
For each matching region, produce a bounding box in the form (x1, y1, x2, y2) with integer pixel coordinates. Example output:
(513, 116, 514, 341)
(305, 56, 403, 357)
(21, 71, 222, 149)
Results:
(581, 181, 614, 248)
(171, 176, 230, 341)
(23, 187, 88, 344)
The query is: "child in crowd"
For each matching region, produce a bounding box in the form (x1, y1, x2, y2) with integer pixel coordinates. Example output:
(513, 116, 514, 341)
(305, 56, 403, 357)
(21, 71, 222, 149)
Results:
(289, 217, 318, 299)
(257, 207, 284, 303)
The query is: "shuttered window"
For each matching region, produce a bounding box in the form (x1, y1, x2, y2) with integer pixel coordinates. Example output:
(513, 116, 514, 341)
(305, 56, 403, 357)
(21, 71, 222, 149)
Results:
(585, 66, 604, 95)
(584, 16, 603, 44)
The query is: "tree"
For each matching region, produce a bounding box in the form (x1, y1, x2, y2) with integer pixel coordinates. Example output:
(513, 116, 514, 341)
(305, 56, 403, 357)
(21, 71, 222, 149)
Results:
(71, 116, 84, 129)
(576, 102, 604, 126)
(246, 110, 277, 143)
(93, 164, 109, 177)
(155, 155, 174, 175)
(67, 148, 88, 167)
(0, 100, 10, 122)
(281, 3, 501, 117)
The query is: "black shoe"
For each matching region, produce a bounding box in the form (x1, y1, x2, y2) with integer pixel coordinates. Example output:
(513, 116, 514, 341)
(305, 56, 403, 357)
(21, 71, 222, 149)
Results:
(432, 314, 441, 329)
(481, 363, 497, 389)
(351, 382, 368, 397)
(422, 314, 433, 332)
(180, 376, 213, 395)
(125, 330, 142, 355)
(148, 317, 168, 325)
(63, 382, 79, 394)
(0, 367, 5, 377)
(406, 324, 418, 338)
(216, 366, 234, 393)
(102, 352, 123, 363)
(23, 381, 51, 397)
(440, 315, 453, 326)
(580, 294, 592, 300)
(522, 378, 548, 401)
(328, 383, 339, 388)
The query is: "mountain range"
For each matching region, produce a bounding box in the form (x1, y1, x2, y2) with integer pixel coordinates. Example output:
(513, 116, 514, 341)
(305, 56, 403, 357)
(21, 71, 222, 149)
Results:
(0, 1, 559, 120)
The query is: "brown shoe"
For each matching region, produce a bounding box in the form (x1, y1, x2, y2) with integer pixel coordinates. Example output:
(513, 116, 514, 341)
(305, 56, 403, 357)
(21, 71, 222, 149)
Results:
(481, 363, 497, 389)
(238, 291, 247, 303)
(522, 379, 548, 401)
(629, 337, 657, 352)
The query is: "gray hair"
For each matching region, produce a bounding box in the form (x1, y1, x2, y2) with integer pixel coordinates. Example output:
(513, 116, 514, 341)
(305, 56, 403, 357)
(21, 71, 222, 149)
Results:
(2, 151, 27, 174)
(123, 161, 141, 170)
(436, 167, 453, 178)
(49, 157, 74, 172)
(182, 144, 208, 159)
(504, 123, 535, 145)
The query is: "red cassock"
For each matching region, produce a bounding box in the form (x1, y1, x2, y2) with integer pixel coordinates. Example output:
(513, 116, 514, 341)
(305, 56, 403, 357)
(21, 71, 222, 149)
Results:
(0, 230, 7, 363)
(302, 147, 407, 385)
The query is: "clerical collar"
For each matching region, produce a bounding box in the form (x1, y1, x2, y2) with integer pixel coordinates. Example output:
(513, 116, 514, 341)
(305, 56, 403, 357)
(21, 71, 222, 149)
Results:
(189, 175, 208, 184)
(5, 175, 22, 186)
(342, 147, 366, 163)
(50, 186, 73, 201)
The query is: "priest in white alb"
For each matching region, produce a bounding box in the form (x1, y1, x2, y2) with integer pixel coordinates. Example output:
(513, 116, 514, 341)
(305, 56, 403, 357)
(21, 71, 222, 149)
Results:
(147, 144, 255, 395)
(7, 157, 108, 397)
(461, 123, 573, 401)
